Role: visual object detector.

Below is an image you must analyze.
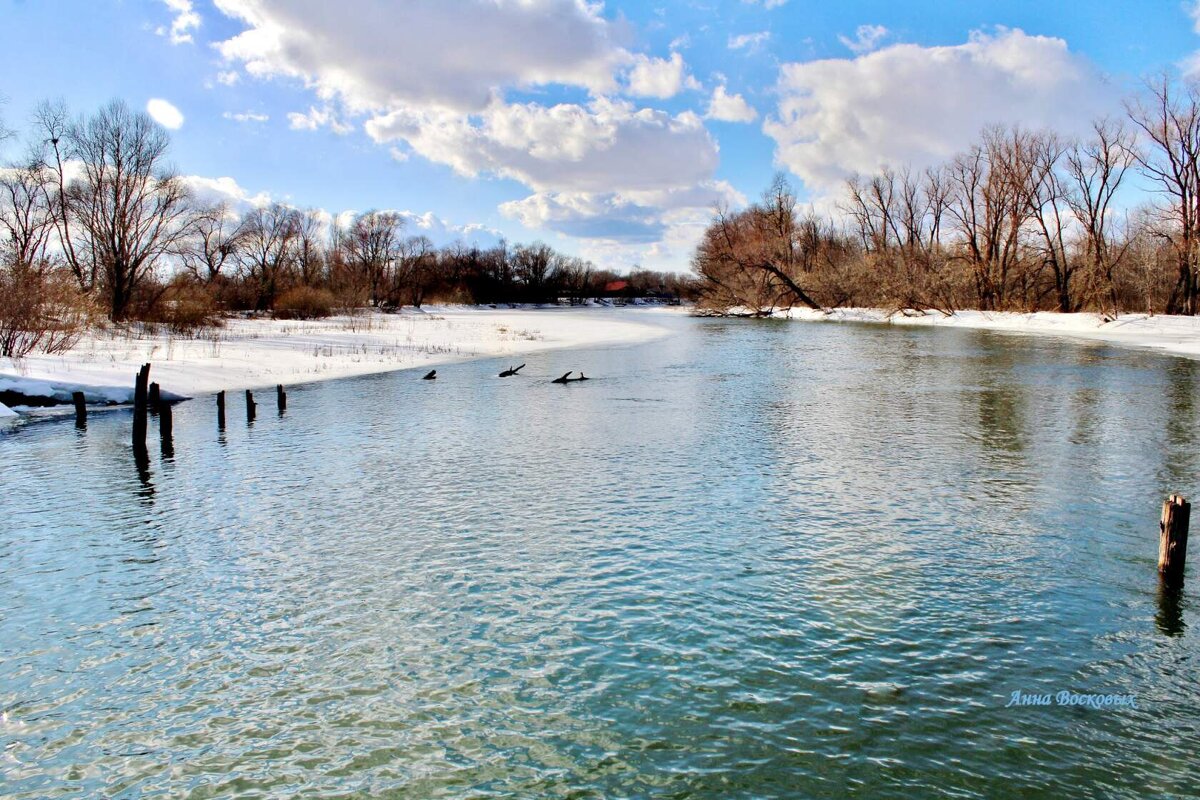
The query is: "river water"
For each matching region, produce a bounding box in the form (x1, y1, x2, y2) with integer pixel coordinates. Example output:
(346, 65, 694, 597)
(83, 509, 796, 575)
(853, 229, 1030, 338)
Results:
(1, 312, 1197, 798)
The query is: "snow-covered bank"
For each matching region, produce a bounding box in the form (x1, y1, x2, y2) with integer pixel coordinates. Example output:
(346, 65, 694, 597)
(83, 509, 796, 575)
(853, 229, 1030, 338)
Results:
(777, 307, 1200, 359)
(0, 307, 673, 407)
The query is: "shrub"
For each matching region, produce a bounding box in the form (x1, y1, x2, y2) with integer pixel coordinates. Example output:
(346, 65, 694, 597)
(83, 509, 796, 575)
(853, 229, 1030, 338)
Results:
(273, 286, 336, 320)
(161, 281, 221, 334)
(0, 263, 91, 359)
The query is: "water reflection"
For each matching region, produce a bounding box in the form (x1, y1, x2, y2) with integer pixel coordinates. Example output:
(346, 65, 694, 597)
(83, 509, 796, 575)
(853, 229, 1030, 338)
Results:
(1156, 577, 1187, 637)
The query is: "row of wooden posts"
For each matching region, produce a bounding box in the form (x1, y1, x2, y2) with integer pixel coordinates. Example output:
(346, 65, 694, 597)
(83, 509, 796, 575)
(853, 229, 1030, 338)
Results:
(64, 363, 288, 453)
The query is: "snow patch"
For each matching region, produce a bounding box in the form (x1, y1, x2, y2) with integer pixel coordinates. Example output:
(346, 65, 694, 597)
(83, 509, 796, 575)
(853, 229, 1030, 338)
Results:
(776, 308, 1200, 359)
(0, 308, 673, 399)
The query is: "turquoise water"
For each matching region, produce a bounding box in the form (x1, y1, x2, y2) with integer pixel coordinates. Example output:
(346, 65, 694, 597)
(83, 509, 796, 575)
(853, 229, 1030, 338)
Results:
(1, 314, 1197, 798)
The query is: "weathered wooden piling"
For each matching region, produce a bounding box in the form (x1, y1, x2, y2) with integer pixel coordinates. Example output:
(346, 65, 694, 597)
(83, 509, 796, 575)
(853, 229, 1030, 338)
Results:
(148, 382, 161, 413)
(1159, 494, 1190, 584)
(246, 389, 256, 422)
(217, 390, 226, 429)
(132, 363, 150, 448)
(277, 384, 287, 412)
(159, 401, 174, 457)
(72, 391, 86, 427)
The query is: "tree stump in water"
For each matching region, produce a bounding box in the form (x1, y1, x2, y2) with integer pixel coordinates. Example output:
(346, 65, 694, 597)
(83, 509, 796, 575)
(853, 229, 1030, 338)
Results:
(132, 364, 150, 448)
(73, 392, 86, 428)
(1160, 494, 1190, 584)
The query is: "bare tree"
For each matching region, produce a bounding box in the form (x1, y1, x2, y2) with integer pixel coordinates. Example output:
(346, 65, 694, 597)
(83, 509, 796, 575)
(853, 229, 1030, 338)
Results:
(294, 208, 327, 288)
(944, 126, 1035, 310)
(32, 100, 89, 290)
(1126, 73, 1200, 314)
(1022, 131, 1077, 311)
(178, 202, 248, 284)
(59, 100, 190, 319)
(0, 159, 56, 268)
(1064, 118, 1137, 313)
(344, 210, 404, 307)
(239, 203, 300, 310)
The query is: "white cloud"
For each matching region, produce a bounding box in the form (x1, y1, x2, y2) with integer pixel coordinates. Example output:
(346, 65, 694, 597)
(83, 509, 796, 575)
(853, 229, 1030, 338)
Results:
(706, 85, 757, 123)
(743, 0, 789, 8)
(839, 24, 889, 54)
(728, 31, 771, 51)
(764, 28, 1115, 193)
(212, 0, 628, 112)
(365, 97, 718, 195)
(146, 98, 185, 130)
(181, 175, 272, 209)
(223, 111, 269, 123)
(287, 106, 352, 134)
(158, 0, 200, 44)
(208, 0, 727, 252)
(625, 52, 700, 99)
(217, 70, 241, 86)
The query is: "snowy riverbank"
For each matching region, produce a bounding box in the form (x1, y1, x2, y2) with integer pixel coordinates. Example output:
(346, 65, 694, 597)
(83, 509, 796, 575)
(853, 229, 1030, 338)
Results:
(778, 307, 1200, 360)
(0, 306, 674, 412)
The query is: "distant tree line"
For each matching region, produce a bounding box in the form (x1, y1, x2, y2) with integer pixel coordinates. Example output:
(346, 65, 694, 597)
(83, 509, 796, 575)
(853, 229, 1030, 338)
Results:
(0, 98, 697, 354)
(696, 74, 1200, 317)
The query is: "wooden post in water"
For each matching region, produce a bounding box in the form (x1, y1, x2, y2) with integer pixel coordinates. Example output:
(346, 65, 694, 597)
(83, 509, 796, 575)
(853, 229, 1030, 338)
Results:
(148, 382, 161, 413)
(245, 389, 256, 423)
(72, 391, 86, 427)
(1159, 494, 1190, 584)
(276, 384, 287, 413)
(216, 390, 226, 429)
(159, 401, 174, 457)
(132, 363, 150, 448)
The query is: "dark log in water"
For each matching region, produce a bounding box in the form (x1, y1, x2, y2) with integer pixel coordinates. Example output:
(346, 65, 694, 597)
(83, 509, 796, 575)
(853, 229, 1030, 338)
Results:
(1160, 494, 1190, 584)
(552, 372, 572, 384)
(73, 392, 86, 428)
(499, 364, 526, 377)
(132, 364, 150, 448)
(246, 390, 256, 423)
(277, 384, 287, 413)
(423, 370, 437, 380)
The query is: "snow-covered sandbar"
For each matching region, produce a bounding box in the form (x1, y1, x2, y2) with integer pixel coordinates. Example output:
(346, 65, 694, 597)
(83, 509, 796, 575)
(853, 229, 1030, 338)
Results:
(779, 307, 1200, 360)
(0, 306, 674, 409)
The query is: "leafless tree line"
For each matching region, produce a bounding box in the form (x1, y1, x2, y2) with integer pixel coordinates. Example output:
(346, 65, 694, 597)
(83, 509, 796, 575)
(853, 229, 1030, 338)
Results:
(1, 99, 696, 351)
(696, 75, 1200, 317)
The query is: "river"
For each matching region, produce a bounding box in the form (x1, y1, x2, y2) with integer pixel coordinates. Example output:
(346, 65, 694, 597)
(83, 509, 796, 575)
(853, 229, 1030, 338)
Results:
(1, 313, 1197, 797)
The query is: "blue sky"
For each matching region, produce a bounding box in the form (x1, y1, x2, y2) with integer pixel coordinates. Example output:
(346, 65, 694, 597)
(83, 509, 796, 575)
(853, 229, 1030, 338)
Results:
(2, 0, 1199, 273)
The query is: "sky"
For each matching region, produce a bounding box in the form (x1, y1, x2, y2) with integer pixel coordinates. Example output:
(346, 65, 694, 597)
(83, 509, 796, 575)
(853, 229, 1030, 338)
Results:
(2, 0, 1200, 274)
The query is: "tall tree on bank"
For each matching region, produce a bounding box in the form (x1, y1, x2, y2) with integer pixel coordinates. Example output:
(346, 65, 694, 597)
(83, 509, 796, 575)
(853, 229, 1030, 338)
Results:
(240, 203, 300, 311)
(693, 174, 823, 313)
(1126, 74, 1200, 315)
(344, 210, 404, 307)
(58, 100, 190, 320)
